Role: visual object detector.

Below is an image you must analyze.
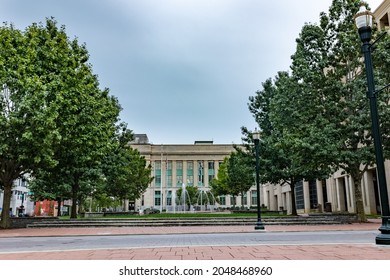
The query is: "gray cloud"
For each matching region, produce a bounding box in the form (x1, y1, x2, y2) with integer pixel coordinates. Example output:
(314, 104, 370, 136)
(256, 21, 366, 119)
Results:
(1, 0, 382, 144)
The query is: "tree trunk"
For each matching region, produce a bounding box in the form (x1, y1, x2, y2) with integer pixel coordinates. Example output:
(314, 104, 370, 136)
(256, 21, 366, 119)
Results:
(123, 197, 128, 212)
(0, 183, 13, 229)
(71, 182, 79, 219)
(290, 178, 298, 216)
(351, 173, 367, 222)
(57, 197, 62, 217)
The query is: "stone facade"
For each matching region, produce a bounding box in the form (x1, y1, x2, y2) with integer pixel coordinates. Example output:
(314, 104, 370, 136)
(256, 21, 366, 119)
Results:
(130, 136, 261, 212)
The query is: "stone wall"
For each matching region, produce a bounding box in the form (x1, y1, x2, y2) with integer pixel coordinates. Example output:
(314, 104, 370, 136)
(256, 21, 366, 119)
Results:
(10, 217, 59, 228)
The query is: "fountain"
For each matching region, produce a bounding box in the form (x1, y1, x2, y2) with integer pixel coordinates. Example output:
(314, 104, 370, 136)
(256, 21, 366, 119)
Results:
(196, 187, 217, 212)
(175, 183, 192, 213)
(167, 184, 217, 213)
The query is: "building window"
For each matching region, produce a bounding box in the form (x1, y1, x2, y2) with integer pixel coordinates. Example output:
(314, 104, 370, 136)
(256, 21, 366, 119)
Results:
(243, 193, 247, 206)
(379, 14, 389, 30)
(251, 190, 257, 206)
(309, 180, 318, 209)
(187, 161, 194, 186)
(322, 179, 328, 204)
(208, 161, 215, 183)
(176, 161, 183, 186)
(197, 161, 204, 186)
(166, 191, 172, 206)
(295, 181, 304, 210)
(187, 176, 194, 186)
(219, 195, 226, 206)
(230, 196, 236, 207)
(154, 161, 161, 186)
(176, 175, 183, 186)
(155, 191, 161, 206)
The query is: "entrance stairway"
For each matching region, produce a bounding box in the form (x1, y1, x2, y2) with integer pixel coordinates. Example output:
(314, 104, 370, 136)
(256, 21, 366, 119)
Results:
(26, 214, 358, 228)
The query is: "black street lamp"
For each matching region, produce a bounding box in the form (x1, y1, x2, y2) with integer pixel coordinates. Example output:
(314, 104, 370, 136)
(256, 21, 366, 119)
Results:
(355, 4, 390, 245)
(253, 128, 265, 230)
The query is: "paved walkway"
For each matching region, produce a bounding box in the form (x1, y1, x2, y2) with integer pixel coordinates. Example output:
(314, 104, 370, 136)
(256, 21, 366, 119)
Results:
(0, 219, 389, 260)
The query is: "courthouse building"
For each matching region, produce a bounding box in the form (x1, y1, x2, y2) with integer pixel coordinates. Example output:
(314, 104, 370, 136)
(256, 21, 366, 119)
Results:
(130, 134, 260, 211)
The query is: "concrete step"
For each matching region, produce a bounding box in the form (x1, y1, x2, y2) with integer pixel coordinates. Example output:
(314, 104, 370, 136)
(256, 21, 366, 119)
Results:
(26, 214, 355, 228)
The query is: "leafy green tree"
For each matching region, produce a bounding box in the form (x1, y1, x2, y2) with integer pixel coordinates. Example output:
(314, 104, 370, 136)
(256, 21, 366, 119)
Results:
(90, 193, 121, 211)
(46, 20, 119, 219)
(245, 0, 390, 221)
(227, 151, 254, 208)
(245, 72, 331, 215)
(103, 124, 153, 210)
(1, 18, 121, 223)
(28, 170, 72, 216)
(210, 157, 230, 196)
(0, 22, 62, 228)
(288, 0, 390, 221)
(211, 152, 254, 209)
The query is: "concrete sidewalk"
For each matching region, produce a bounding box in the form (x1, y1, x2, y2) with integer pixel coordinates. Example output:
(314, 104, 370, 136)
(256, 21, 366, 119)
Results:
(0, 219, 389, 260)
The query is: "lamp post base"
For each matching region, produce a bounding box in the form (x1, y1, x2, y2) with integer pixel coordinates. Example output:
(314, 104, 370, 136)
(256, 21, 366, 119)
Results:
(376, 234, 390, 245)
(255, 221, 265, 230)
(376, 216, 390, 245)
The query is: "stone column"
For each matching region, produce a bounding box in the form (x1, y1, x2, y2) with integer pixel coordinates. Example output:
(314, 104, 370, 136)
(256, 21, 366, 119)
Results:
(303, 181, 310, 213)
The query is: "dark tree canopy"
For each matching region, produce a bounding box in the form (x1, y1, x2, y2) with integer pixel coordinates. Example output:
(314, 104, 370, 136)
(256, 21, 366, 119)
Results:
(0, 18, 121, 226)
(103, 124, 153, 208)
(211, 152, 254, 208)
(244, 0, 390, 220)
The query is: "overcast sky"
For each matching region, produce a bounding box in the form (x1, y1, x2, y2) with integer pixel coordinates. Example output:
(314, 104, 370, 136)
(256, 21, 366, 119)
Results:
(1, 0, 384, 144)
